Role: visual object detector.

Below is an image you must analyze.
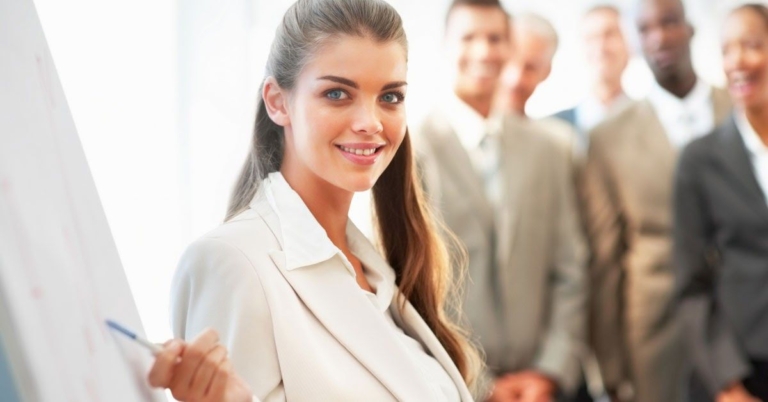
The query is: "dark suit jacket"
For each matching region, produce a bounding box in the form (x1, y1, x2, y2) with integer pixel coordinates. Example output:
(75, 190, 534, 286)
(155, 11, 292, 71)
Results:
(674, 114, 768, 396)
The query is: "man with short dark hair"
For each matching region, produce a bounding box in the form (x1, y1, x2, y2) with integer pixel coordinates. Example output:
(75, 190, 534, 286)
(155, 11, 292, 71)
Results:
(417, 1, 588, 401)
(580, 1, 731, 401)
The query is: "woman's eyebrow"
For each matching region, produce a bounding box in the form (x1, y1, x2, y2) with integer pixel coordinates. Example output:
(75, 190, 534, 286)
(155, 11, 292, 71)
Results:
(318, 76, 407, 92)
(382, 81, 408, 91)
(318, 75, 358, 89)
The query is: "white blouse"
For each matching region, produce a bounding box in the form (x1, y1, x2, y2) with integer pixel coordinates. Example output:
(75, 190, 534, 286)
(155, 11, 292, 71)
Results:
(172, 171, 467, 401)
(267, 172, 460, 402)
(736, 112, 768, 205)
(358, 248, 461, 402)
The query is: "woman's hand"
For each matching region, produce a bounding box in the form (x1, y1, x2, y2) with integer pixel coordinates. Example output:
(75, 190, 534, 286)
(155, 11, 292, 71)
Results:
(148, 328, 252, 402)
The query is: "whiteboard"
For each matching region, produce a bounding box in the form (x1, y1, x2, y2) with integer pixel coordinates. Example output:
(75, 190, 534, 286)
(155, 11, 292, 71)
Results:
(0, 0, 167, 401)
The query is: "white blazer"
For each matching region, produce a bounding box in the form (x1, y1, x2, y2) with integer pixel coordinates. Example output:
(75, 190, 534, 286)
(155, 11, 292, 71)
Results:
(170, 174, 473, 402)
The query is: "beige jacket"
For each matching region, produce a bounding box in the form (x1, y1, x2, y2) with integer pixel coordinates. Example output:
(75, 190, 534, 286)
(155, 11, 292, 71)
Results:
(580, 87, 731, 402)
(171, 174, 473, 402)
(416, 110, 588, 394)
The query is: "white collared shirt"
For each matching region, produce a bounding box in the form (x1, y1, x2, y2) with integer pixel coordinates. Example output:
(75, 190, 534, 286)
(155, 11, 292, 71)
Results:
(735, 113, 768, 204)
(442, 92, 502, 204)
(647, 78, 715, 149)
(263, 172, 460, 401)
(575, 93, 629, 134)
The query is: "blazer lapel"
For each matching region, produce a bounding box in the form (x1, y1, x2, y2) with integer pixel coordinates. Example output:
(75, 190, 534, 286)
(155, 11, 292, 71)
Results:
(716, 116, 768, 214)
(494, 114, 528, 267)
(639, 100, 678, 178)
(268, 250, 436, 401)
(425, 111, 495, 229)
(390, 298, 474, 401)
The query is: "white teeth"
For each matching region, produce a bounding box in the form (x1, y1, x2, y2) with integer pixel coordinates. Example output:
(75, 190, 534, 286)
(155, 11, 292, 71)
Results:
(340, 146, 378, 156)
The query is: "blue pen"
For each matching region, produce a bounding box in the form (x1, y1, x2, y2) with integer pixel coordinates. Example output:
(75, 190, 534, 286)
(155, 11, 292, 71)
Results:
(106, 319, 163, 355)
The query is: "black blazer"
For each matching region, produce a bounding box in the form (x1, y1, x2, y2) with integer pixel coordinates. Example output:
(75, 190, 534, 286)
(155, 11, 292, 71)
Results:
(674, 114, 768, 396)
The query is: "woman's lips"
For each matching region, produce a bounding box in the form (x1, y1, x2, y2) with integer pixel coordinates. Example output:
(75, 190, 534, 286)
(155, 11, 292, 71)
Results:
(335, 143, 384, 166)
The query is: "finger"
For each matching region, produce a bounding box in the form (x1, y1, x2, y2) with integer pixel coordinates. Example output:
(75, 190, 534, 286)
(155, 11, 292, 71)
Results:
(169, 328, 220, 399)
(203, 360, 232, 402)
(189, 344, 228, 397)
(147, 340, 185, 388)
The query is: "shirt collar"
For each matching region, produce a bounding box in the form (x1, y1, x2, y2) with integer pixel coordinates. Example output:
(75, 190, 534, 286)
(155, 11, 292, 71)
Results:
(736, 111, 768, 156)
(261, 172, 397, 311)
(263, 172, 339, 270)
(648, 77, 710, 113)
(442, 91, 490, 150)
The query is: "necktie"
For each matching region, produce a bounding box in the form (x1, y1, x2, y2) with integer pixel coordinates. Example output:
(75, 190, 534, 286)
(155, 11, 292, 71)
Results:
(478, 126, 501, 205)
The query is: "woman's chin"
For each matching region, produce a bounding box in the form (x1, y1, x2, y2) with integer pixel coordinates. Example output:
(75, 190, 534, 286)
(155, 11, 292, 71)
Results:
(343, 175, 379, 193)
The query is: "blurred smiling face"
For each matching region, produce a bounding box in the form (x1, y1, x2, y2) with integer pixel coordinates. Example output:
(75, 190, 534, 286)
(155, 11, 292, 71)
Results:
(722, 8, 768, 111)
(582, 8, 629, 82)
(500, 25, 555, 114)
(275, 35, 408, 193)
(445, 5, 510, 101)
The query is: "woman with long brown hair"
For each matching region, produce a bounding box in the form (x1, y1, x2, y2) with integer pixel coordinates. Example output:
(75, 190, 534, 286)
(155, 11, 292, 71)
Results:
(146, 0, 481, 401)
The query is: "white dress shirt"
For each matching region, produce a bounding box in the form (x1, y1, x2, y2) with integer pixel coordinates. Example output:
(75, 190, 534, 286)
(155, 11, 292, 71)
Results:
(266, 173, 461, 401)
(735, 113, 768, 204)
(442, 93, 502, 204)
(647, 78, 715, 149)
(575, 93, 629, 134)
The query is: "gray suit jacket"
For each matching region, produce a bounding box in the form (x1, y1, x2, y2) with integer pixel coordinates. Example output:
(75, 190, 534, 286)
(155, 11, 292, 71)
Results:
(415, 110, 588, 394)
(581, 88, 731, 401)
(674, 115, 768, 396)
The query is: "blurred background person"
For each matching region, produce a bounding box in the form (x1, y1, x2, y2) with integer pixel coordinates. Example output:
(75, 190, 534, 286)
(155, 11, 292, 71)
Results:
(416, 1, 588, 401)
(495, 13, 581, 157)
(674, 4, 768, 402)
(553, 4, 631, 151)
(496, 13, 558, 118)
(580, 0, 731, 401)
(495, 12, 601, 402)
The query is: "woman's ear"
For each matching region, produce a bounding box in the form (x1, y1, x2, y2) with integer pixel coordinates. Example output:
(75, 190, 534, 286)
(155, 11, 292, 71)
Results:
(263, 77, 290, 127)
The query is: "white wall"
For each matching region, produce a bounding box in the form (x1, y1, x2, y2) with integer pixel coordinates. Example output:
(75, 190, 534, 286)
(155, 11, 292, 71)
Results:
(33, 0, 180, 342)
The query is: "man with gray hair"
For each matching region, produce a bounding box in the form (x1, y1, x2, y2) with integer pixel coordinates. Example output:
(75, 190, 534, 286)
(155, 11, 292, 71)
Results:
(496, 12, 559, 117)
(494, 13, 582, 159)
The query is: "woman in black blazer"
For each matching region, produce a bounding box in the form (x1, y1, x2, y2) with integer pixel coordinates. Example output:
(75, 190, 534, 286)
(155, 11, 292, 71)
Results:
(674, 4, 768, 402)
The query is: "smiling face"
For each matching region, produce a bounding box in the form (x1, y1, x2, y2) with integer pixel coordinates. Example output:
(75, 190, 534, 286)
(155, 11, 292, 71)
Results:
(445, 5, 510, 104)
(722, 7, 768, 111)
(270, 35, 408, 196)
(500, 23, 555, 114)
(582, 8, 629, 84)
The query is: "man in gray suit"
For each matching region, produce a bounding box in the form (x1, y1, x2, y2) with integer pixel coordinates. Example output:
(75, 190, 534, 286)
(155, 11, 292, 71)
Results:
(415, 1, 588, 401)
(580, 0, 731, 401)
